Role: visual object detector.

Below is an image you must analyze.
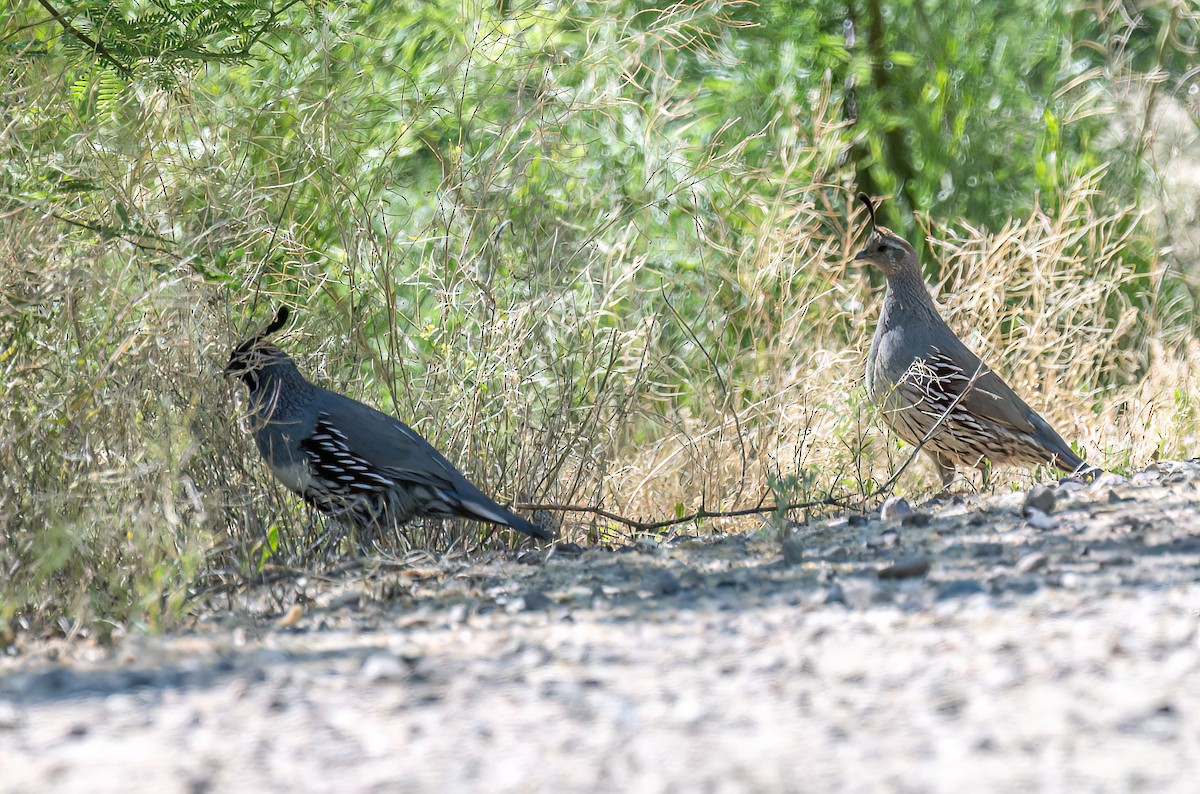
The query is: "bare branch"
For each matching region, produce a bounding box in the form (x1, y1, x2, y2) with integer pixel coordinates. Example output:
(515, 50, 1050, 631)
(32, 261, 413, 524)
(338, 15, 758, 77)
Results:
(514, 496, 853, 534)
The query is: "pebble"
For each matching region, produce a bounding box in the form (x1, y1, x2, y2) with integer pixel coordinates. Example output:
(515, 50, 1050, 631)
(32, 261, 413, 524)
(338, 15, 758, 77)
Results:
(1092, 472, 1129, 489)
(880, 496, 912, 521)
(822, 545, 852, 562)
(643, 570, 681, 596)
(877, 556, 932, 580)
(841, 578, 892, 608)
(973, 543, 1005, 558)
(781, 535, 806, 565)
(937, 580, 985, 600)
(676, 568, 703, 589)
(1023, 485, 1058, 515)
(901, 512, 933, 527)
(1025, 509, 1058, 530)
(0, 701, 21, 729)
(1004, 576, 1042, 594)
(865, 530, 900, 550)
(820, 583, 846, 605)
(360, 652, 407, 683)
(274, 604, 305, 629)
(516, 590, 555, 612)
(1015, 551, 1049, 574)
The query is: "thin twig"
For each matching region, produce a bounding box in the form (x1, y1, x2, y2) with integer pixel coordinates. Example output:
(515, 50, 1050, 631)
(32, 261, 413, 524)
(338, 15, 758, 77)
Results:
(514, 496, 852, 533)
(48, 211, 174, 253)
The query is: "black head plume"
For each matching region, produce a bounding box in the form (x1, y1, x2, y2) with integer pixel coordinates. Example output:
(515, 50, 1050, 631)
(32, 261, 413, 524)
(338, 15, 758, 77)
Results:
(238, 305, 291, 350)
(261, 305, 290, 338)
(857, 192, 877, 231)
(225, 305, 293, 379)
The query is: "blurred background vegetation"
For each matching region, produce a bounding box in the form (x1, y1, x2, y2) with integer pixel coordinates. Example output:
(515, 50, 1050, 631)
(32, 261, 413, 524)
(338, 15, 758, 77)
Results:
(1, 0, 1197, 637)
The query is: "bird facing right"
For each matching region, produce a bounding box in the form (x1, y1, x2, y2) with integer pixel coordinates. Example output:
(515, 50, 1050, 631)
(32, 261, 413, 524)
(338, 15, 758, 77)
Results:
(852, 192, 1095, 488)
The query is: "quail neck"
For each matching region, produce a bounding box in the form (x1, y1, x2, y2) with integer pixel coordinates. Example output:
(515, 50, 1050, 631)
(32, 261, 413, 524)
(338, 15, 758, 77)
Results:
(226, 343, 313, 423)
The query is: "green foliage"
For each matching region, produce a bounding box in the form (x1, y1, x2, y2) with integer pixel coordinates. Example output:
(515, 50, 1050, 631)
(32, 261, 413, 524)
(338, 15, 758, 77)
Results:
(48, 1, 299, 87)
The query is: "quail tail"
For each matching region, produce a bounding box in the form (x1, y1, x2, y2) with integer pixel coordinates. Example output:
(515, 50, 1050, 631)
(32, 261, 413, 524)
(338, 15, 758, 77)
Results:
(458, 493, 552, 540)
(1027, 413, 1097, 478)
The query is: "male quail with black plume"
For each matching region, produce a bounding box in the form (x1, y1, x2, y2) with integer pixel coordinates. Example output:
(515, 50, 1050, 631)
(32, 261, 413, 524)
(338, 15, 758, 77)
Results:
(853, 193, 1095, 487)
(225, 307, 551, 540)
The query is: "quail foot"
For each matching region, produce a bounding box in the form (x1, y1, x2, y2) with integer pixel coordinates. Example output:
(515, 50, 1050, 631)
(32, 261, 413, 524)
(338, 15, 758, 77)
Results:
(225, 307, 551, 541)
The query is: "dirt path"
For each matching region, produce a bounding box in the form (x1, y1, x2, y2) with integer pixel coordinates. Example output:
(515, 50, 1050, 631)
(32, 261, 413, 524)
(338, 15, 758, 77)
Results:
(3, 465, 1200, 792)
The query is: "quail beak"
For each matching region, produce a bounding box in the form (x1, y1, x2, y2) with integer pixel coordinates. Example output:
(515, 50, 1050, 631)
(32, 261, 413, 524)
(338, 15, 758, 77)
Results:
(223, 356, 247, 379)
(852, 245, 877, 265)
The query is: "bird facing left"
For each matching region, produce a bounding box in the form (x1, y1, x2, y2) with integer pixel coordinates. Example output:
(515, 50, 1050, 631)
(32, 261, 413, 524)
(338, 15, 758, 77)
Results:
(225, 307, 552, 542)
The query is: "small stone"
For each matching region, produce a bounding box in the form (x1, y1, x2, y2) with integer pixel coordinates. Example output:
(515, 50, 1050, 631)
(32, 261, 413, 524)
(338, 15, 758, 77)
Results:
(517, 550, 544, 565)
(937, 580, 985, 600)
(1093, 472, 1129, 489)
(551, 542, 585, 557)
(847, 514, 869, 527)
(1023, 485, 1057, 515)
(517, 590, 554, 612)
(644, 570, 681, 596)
(865, 529, 900, 549)
(361, 652, 407, 683)
(822, 545, 852, 562)
(877, 556, 932, 580)
(0, 701, 22, 730)
(820, 583, 846, 605)
(274, 603, 304, 629)
(1025, 509, 1058, 530)
(676, 568, 702, 589)
(781, 534, 806, 565)
(972, 543, 1004, 558)
(842, 578, 893, 607)
(1131, 470, 1161, 485)
(880, 496, 912, 521)
(901, 511, 933, 527)
(1004, 576, 1041, 595)
(1015, 551, 1048, 574)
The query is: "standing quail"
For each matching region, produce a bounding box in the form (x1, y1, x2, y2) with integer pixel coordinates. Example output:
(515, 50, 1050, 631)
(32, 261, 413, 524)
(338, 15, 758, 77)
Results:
(225, 307, 551, 541)
(853, 193, 1095, 487)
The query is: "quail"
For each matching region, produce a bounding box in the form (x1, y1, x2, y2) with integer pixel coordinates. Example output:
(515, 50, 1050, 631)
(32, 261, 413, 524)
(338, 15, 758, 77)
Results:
(225, 307, 551, 541)
(853, 193, 1095, 487)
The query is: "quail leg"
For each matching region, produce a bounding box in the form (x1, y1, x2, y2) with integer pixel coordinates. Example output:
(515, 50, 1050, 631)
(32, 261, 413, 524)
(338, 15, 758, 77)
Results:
(927, 450, 958, 492)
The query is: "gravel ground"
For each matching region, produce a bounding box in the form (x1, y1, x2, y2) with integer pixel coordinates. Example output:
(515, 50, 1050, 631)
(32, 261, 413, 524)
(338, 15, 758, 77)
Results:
(3, 464, 1200, 792)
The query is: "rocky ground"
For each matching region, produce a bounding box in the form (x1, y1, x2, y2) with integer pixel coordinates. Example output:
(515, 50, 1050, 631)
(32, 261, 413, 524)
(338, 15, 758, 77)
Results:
(3, 463, 1200, 792)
